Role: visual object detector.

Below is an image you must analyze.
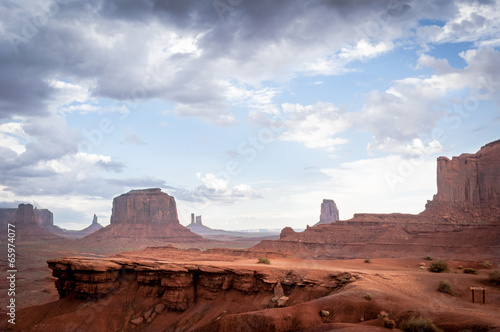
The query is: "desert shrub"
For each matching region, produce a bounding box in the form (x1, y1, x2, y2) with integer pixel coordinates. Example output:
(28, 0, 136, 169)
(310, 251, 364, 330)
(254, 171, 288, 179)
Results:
(364, 293, 372, 300)
(384, 318, 396, 329)
(489, 270, 500, 287)
(428, 260, 449, 273)
(400, 316, 442, 332)
(364, 258, 371, 263)
(463, 268, 477, 275)
(482, 261, 493, 268)
(340, 278, 349, 284)
(437, 280, 453, 295)
(257, 257, 270, 264)
(457, 265, 463, 270)
(424, 256, 433, 261)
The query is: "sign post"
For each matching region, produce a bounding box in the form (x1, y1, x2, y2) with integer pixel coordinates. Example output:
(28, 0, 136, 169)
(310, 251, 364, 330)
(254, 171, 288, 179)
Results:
(470, 287, 485, 304)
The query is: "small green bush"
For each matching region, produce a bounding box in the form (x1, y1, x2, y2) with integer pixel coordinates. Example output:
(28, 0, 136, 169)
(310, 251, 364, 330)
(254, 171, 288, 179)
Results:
(428, 260, 449, 273)
(257, 257, 270, 264)
(463, 268, 477, 275)
(364, 293, 372, 300)
(437, 280, 453, 295)
(400, 316, 442, 332)
(489, 270, 500, 287)
(364, 258, 371, 263)
(340, 278, 349, 284)
(424, 256, 433, 261)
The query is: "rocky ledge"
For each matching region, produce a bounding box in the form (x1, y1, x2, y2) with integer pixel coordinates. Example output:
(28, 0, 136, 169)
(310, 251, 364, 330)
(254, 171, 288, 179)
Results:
(47, 257, 355, 317)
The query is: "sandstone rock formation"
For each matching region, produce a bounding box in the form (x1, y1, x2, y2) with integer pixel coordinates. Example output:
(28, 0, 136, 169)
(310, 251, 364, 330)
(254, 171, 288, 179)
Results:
(251, 140, 500, 259)
(0, 204, 61, 241)
(111, 188, 179, 224)
(35, 209, 54, 228)
(0, 203, 98, 239)
(44, 255, 354, 330)
(423, 139, 500, 223)
(83, 189, 203, 245)
(433, 139, 500, 206)
(315, 199, 339, 226)
(1, 204, 54, 228)
(16, 203, 37, 225)
(189, 213, 203, 226)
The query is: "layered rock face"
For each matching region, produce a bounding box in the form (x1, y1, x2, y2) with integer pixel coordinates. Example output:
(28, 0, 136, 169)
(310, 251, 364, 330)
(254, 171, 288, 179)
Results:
(316, 199, 339, 225)
(47, 256, 354, 312)
(432, 139, 500, 207)
(16, 203, 37, 225)
(36, 209, 54, 227)
(423, 139, 500, 223)
(110, 188, 179, 224)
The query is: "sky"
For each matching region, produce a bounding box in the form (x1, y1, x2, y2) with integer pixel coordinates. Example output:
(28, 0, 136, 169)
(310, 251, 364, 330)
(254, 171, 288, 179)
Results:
(0, 0, 499, 231)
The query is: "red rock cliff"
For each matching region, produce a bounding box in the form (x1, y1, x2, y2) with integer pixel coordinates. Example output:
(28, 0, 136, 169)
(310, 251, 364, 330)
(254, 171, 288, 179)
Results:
(16, 203, 37, 225)
(431, 139, 500, 207)
(110, 188, 179, 224)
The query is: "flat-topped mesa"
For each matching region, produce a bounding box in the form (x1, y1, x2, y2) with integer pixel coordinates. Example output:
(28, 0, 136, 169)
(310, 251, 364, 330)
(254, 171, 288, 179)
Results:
(110, 188, 179, 225)
(430, 139, 500, 208)
(82, 189, 204, 244)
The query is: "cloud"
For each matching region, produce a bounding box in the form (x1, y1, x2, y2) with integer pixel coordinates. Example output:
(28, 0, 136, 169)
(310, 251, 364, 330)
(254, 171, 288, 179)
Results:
(0, 0, 423, 124)
(120, 133, 146, 145)
(358, 47, 500, 152)
(106, 176, 168, 190)
(367, 138, 443, 157)
(417, 1, 500, 46)
(318, 153, 438, 216)
(300, 40, 395, 76)
(0, 152, 127, 197)
(278, 102, 351, 152)
(95, 159, 125, 173)
(0, 113, 81, 172)
(174, 101, 237, 126)
(173, 172, 261, 204)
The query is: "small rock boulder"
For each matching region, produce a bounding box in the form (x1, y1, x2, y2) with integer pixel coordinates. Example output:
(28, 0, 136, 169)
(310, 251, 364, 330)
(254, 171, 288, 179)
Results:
(277, 296, 289, 307)
(155, 303, 165, 313)
(130, 317, 144, 325)
(273, 281, 285, 298)
(144, 308, 153, 319)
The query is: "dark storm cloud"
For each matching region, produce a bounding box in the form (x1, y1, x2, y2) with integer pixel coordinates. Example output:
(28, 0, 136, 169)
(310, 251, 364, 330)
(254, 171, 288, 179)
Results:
(1, 0, 491, 122)
(0, 0, 419, 121)
(16, 114, 81, 166)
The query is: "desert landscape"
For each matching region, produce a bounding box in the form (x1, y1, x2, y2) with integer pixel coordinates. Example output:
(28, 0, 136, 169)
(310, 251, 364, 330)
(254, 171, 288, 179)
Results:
(2, 1, 500, 331)
(0, 140, 499, 331)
